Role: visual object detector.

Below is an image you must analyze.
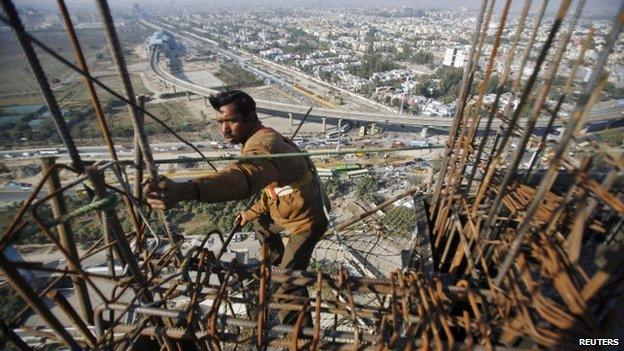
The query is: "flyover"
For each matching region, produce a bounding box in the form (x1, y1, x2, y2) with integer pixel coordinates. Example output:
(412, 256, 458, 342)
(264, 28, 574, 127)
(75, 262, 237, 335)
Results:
(143, 19, 624, 131)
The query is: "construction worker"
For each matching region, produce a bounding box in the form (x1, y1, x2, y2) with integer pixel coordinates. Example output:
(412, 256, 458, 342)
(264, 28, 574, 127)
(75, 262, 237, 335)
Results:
(145, 90, 328, 325)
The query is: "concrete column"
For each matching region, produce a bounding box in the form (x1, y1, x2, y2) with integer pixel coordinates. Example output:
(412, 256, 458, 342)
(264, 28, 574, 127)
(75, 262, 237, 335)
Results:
(289, 113, 293, 126)
(420, 127, 429, 138)
(186, 91, 191, 101)
(172, 85, 177, 93)
(322, 117, 327, 132)
(338, 119, 343, 129)
(204, 96, 209, 107)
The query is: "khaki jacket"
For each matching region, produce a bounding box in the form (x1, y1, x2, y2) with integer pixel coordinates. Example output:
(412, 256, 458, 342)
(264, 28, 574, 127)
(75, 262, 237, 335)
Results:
(192, 126, 328, 235)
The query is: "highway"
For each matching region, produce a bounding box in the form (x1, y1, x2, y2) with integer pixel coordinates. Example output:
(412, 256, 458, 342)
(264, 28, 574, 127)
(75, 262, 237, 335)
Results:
(141, 18, 624, 130)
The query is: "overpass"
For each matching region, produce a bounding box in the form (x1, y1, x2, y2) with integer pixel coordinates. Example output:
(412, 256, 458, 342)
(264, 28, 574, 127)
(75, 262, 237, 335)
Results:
(143, 19, 624, 131)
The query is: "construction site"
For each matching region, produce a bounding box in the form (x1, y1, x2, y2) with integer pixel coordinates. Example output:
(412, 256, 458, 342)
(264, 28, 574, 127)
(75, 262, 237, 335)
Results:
(0, 0, 623, 350)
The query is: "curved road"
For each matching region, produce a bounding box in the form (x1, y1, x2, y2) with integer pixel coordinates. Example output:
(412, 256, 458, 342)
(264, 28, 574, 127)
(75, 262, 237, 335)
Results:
(143, 18, 623, 130)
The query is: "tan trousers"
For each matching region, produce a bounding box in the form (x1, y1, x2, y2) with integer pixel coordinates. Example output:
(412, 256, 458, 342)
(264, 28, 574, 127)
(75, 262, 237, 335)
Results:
(253, 214, 325, 325)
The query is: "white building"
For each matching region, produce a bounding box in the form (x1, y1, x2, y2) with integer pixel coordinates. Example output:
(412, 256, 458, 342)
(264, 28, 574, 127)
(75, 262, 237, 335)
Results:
(443, 46, 468, 68)
(576, 66, 593, 83)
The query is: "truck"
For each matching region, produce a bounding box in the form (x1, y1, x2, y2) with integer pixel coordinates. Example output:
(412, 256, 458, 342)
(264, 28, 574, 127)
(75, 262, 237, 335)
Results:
(409, 140, 429, 148)
(346, 169, 369, 179)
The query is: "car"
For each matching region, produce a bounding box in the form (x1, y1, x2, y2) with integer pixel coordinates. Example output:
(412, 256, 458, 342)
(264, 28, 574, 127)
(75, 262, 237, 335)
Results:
(4, 181, 32, 190)
(3, 153, 14, 158)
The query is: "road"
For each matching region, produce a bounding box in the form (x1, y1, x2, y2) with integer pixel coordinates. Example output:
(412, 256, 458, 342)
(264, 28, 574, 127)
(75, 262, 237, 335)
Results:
(141, 18, 624, 130)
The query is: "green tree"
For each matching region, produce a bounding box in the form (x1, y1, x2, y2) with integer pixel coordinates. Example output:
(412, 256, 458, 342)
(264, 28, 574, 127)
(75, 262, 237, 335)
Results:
(0, 286, 25, 325)
(487, 74, 500, 94)
(395, 43, 412, 60)
(420, 79, 441, 98)
(322, 177, 341, 200)
(381, 205, 417, 238)
(437, 66, 463, 97)
(391, 97, 402, 107)
(412, 50, 433, 65)
(600, 82, 624, 101)
(355, 175, 381, 203)
(408, 104, 422, 115)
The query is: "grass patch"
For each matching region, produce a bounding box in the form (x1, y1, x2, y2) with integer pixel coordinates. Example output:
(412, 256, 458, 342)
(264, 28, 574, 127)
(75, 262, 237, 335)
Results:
(0, 22, 146, 98)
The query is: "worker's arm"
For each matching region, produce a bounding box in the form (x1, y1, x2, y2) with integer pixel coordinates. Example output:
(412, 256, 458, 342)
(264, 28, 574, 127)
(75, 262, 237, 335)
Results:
(145, 153, 280, 210)
(144, 177, 198, 210)
(191, 155, 280, 203)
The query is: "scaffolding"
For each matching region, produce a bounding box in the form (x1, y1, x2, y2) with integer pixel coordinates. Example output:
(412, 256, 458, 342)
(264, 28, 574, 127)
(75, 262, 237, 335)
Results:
(0, 0, 623, 349)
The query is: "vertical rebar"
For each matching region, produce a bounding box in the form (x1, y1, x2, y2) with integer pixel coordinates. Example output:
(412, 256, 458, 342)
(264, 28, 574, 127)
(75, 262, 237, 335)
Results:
(430, 0, 490, 214)
(95, 0, 180, 254)
(86, 165, 179, 351)
(57, 0, 143, 239)
(481, 0, 572, 238)
(40, 157, 93, 323)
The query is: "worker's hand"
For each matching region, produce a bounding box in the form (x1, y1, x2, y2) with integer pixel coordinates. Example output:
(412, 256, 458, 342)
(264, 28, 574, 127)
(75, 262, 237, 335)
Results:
(235, 213, 248, 227)
(144, 176, 197, 210)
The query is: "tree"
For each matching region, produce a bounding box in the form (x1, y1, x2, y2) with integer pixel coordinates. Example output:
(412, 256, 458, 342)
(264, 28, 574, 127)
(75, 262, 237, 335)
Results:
(355, 175, 381, 203)
(10, 119, 34, 142)
(408, 104, 422, 115)
(600, 82, 624, 101)
(381, 205, 417, 238)
(412, 50, 433, 65)
(395, 43, 412, 60)
(365, 27, 378, 45)
(349, 52, 399, 79)
(486, 74, 500, 94)
(437, 66, 463, 94)
(0, 286, 25, 325)
(420, 79, 441, 98)
(322, 177, 342, 200)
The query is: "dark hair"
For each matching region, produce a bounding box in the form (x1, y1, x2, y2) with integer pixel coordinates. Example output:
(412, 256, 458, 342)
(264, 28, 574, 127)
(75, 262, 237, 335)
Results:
(208, 90, 257, 123)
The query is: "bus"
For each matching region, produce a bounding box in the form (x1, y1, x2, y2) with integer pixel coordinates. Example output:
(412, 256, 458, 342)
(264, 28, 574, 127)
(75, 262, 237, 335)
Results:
(333, 163, 361, 172)
(346, 169, 369, 179)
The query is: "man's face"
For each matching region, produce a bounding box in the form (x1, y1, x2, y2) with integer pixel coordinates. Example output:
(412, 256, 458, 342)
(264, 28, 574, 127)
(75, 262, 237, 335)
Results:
(216, 103, 255, 144)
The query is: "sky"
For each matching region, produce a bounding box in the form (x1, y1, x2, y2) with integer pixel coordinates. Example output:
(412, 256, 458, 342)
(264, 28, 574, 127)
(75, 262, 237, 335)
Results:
(11, 0, 622, 15)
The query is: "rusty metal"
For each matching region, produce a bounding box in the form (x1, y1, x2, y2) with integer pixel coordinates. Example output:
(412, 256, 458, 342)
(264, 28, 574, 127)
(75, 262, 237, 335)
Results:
(0, 320, 32, 351)
(0, 253, 81, 350)
(40, 157, 93, 323)
(46, 290, 97, 349)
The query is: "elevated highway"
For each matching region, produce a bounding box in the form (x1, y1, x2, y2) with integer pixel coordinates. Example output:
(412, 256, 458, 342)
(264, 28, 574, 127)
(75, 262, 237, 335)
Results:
(144, 19, 624, 131)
